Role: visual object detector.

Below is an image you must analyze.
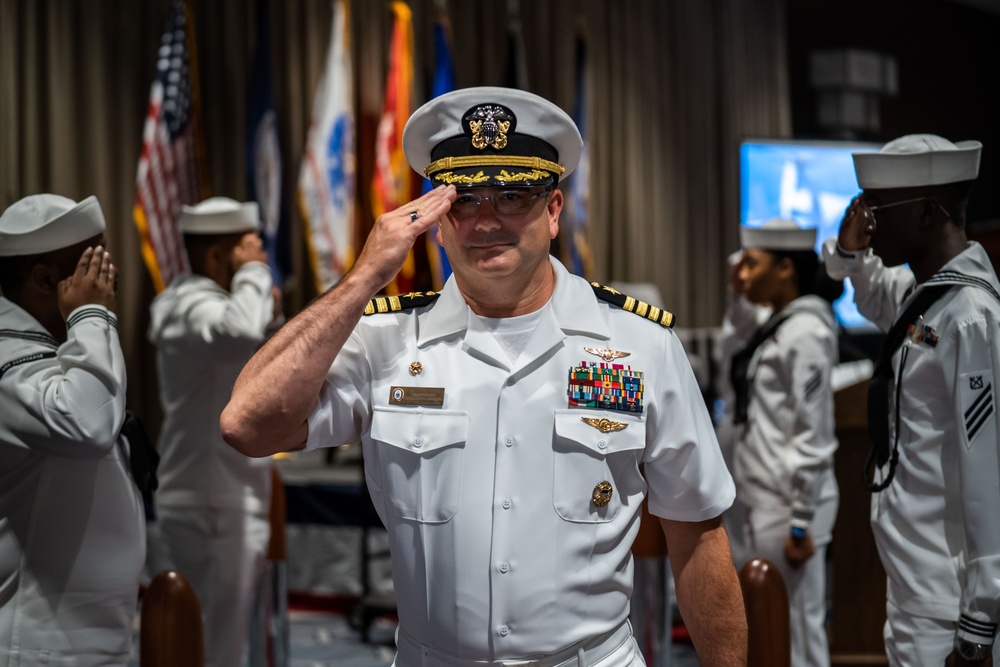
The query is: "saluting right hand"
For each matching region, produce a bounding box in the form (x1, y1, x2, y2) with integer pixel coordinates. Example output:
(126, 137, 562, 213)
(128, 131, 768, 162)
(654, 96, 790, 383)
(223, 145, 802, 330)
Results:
(838, 195, 875, 252)
(352, 184, 456, 291)
(58, 245, 118, 318)
(231, 232, 268, 271)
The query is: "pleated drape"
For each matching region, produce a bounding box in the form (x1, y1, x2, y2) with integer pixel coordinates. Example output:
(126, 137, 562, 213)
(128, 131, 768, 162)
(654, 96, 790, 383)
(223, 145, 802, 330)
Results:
(0, 0, 790, 428)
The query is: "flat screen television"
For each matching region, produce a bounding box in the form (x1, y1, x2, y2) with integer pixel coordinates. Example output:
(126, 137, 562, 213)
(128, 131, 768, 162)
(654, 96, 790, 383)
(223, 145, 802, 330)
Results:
(740, 138, 881, 331)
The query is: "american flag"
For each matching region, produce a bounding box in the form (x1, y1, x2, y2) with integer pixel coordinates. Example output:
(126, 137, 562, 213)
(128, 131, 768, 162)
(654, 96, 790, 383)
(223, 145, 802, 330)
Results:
(133, 0, 207, 292)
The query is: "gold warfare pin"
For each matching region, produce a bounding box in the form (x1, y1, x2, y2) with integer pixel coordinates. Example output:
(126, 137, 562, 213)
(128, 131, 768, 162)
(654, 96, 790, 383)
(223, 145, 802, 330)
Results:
(581, 417, 628, 433)
(584, 347, 632, 362)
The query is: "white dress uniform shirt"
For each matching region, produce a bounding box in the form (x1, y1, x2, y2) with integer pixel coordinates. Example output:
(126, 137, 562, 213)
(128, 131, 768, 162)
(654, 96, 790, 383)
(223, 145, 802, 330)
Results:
(0, 297, 144, 666)
(149, 262, 274, 667)
(306, 258, 735, 662)
(735, 295, 840, 517)
(733, 294, 839, 667)
(825, 239, 1000, 651)
(149, 262, 275, 515)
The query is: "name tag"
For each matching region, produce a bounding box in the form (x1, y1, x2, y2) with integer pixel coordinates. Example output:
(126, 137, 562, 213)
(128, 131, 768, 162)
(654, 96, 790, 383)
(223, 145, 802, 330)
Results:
(389, 386, 445, 407)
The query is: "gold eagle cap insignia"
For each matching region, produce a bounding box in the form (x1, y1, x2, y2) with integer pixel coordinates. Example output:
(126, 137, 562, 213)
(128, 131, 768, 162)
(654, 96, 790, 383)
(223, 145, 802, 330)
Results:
(581, 417, 629, 434)
(584, 347, 632, 362)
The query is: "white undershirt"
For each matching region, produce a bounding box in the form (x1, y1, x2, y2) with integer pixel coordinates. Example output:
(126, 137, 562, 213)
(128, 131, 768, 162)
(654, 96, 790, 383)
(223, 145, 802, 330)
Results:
(479, 307, 547, 363)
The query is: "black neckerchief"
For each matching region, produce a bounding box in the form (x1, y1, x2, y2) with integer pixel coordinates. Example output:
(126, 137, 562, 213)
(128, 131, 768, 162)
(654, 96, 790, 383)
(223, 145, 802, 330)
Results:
(730, 312, 791, 426)
(866, 269, 1000, 492)
(865, 283, 953, 492)
(119, 410, 160, 518)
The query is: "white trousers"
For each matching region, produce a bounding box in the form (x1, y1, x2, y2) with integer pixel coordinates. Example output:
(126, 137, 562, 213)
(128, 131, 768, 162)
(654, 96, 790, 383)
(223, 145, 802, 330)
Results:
(736, 498, 838, 667)
(153, 506, 270, 667)
(884, 600, 1000, 666)
(392, 621, 645, 667)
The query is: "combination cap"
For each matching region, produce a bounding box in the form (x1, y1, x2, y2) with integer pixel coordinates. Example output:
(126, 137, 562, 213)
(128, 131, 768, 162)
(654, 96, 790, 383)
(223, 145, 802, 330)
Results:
(403, 86, 583, 187)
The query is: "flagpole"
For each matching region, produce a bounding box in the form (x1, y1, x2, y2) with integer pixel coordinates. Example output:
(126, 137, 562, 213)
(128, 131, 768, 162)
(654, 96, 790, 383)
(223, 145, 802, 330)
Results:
(183, 0, 210, 201)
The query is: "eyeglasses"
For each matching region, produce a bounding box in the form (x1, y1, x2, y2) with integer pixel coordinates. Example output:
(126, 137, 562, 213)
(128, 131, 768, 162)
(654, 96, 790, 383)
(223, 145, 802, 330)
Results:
(865, 196, 952, 221)
(450, 187, 553, 221)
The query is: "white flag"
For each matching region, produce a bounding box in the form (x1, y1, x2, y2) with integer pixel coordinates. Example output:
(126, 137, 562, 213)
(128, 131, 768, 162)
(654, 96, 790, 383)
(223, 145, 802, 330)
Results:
(297, 0, 355, 292)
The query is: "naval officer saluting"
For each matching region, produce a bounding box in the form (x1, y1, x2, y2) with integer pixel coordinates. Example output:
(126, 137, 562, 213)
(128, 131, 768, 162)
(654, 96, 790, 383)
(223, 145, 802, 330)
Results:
(223, 87, 747, 666)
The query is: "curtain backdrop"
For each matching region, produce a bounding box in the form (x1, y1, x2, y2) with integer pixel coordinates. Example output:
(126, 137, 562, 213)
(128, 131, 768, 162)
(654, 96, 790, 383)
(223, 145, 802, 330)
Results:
(0, 0, 790, 429)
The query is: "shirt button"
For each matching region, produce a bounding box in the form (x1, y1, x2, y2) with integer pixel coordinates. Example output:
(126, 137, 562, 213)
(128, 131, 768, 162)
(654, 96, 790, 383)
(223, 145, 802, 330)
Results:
(597, 439, 607, 450)
(498, 624, 510, 637)
(506, 377, 516, 386)
(504, 436, 514, 447)
(501, 498, 512, 509)
(499, 561, 510, 573)
(412, 436, 424, 448)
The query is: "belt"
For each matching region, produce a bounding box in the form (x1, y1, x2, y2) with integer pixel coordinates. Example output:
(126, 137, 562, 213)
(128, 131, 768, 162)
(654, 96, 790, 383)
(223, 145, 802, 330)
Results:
(394, 620, 633, 667)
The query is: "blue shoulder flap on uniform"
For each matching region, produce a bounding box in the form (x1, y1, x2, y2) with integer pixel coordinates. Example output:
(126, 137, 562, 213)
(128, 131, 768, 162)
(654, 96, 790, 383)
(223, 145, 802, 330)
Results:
(363, 291, 442, 316)
(590, 283, 675, 329)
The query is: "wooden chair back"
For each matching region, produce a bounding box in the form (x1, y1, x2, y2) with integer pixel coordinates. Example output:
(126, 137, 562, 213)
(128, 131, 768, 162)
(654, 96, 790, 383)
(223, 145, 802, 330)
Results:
(739, 557, 790, 667)
(141, 569, 204, 667)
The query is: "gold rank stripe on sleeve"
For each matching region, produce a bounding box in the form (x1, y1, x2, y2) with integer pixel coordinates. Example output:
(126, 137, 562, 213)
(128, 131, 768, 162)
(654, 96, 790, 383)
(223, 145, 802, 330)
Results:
(363, 291, 442, 316)
(590, 283, 676, 329)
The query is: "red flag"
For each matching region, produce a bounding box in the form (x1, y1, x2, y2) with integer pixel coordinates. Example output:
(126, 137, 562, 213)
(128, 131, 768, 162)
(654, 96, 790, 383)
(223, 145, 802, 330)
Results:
(371, 1, 419, 295)
(133, 0, 209, 292)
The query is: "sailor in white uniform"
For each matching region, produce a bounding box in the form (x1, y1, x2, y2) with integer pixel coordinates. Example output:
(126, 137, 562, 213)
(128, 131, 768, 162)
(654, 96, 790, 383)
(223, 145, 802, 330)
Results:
(221, 87, 748, 666)
(825, 134, 1000, 666)
(716, 250, 771, 565)
(0, 194, 145, 666)
(729, 219, 840, 667)
(149, 198, 276, 667)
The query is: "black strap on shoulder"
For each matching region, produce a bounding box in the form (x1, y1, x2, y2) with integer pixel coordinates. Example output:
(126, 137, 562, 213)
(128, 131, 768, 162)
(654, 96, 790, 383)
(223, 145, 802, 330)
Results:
(729, 313, 791, 425)
(865, 283, 953, 492)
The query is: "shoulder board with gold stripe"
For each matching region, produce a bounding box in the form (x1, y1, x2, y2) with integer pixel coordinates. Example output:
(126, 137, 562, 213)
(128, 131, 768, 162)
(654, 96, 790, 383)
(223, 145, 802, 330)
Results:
(363, 291, 441, 316)
(590, 282, 676, 329)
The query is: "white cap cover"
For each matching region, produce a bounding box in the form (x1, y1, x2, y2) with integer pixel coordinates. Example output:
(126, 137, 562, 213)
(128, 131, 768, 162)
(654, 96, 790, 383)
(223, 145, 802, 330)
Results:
(0, 194, 106, 257)
(403, 86, 583, 186)
(179, 197, 260, 235)
(740, 218, 817, 251)
(853, 134, 982, 189)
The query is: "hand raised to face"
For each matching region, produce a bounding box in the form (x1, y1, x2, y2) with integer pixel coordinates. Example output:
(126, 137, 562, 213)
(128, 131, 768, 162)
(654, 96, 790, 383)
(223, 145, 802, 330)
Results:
(58, 245, 118, 318)
(352, 184, 456, 291)
(230, 232, 268, 272)
(838, 196, 874, 252)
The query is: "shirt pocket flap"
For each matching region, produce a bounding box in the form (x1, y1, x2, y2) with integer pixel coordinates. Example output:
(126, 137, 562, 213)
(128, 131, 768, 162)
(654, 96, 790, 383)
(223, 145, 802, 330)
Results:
(371, 407, 470, 454)
(554, 410, 646, 455)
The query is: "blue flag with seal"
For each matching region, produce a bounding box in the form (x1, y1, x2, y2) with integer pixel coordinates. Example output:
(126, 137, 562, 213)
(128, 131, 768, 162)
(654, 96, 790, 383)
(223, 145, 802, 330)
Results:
(246, 0, 287, 284)
(298, 0, 356, 292)
(423, 14, 455, 289)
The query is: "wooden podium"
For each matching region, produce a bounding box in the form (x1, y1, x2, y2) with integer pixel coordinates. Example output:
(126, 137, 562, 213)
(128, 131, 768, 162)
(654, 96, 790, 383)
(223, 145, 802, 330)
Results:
(830, 379, 888, 665)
